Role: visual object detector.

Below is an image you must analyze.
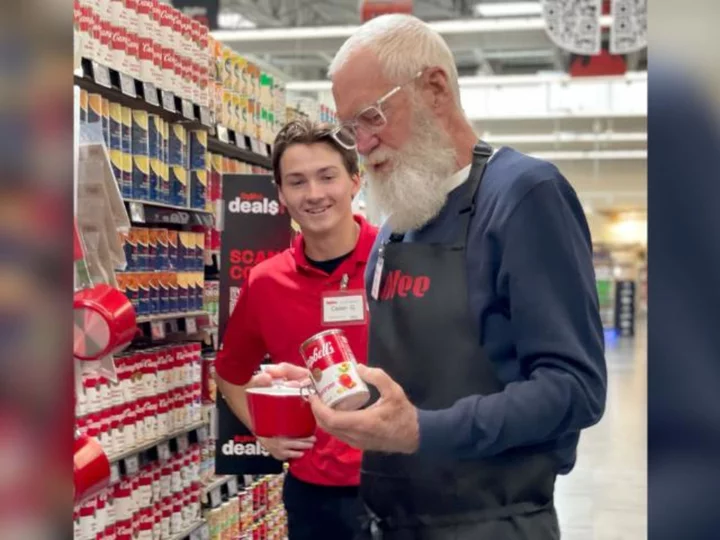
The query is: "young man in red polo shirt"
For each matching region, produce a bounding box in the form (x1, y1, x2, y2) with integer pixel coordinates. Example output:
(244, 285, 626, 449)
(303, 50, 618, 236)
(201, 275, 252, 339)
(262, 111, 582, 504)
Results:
(215, 118, 377, 539)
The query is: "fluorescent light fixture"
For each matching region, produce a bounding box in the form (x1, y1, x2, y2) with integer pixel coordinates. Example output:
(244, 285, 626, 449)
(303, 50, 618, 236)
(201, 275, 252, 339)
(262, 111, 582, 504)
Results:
(474, 2, 543, 18)
(483, 132, 647, 144)
(218, 12, 256, 29)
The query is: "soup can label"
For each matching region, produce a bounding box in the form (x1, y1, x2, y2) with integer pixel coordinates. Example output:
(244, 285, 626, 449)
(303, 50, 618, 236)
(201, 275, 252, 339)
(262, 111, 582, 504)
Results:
(300, 329, 369, 411)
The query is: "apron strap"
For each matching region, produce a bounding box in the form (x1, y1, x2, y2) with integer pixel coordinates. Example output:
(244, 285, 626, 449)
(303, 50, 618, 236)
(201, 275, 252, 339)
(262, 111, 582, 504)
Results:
(450, 140, 493, 249)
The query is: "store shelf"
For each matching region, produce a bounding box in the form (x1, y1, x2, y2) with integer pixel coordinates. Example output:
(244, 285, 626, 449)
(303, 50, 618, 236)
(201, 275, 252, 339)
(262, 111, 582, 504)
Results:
(136, 310, 209, 324)
(109, 420, 209, 464)
(74, 59, 272, 169)
(125, 199, 215, 227)
(207, 131, 273, 169)
(169, 519, 207, 540)
(74, 60, 209, 132)
(202, 475, 233, 495)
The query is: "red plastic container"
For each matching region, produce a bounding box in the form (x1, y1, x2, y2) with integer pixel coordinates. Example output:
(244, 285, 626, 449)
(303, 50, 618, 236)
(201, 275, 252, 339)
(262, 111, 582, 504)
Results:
(245, 385, 316, 438)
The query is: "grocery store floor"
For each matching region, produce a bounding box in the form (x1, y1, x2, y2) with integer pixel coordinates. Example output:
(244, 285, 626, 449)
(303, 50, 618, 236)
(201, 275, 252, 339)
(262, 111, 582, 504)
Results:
(556, 318, 647, 539)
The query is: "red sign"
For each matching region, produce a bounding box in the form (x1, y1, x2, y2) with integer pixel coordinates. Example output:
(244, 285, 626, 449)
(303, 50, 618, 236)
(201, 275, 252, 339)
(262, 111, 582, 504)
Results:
(360, 0, 413, 22)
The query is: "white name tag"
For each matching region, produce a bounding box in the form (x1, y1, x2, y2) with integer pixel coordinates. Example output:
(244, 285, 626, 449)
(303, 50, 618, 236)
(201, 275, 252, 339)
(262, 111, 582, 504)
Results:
(371, 255, 384, 301)
(322, 292, 367, 325)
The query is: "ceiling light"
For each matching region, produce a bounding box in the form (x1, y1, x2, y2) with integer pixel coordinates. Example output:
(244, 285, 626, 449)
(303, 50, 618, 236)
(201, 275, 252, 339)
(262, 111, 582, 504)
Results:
(474, 2, 543, 18)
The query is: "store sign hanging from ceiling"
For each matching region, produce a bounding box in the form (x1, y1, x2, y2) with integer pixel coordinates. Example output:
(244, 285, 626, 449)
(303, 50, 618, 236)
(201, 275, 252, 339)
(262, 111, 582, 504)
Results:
(171, 0, 219, 29)
(360, 0, 413, 22)
(541, 0, 646, 56)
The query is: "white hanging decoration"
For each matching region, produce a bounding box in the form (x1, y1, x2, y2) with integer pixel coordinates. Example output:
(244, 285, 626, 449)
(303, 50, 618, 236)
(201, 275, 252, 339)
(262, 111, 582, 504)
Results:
(542, 0, 603, 55)
(609, 0, 647, 54)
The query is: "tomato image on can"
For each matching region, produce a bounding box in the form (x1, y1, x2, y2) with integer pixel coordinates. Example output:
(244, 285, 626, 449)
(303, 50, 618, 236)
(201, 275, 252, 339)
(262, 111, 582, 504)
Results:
(299, 329, 370, 411)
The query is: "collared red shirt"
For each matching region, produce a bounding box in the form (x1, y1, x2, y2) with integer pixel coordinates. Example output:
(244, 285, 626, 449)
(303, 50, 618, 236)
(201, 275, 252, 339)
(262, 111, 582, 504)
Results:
(216, 214, 378, 486)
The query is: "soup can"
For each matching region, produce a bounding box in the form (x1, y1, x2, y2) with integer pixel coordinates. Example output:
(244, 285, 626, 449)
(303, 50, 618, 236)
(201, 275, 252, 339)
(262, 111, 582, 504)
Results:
(299, 329, 369, 411)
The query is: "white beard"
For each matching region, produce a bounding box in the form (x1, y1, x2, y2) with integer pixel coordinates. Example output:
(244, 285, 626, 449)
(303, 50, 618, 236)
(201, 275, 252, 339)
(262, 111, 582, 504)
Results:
(365, 106, 458, 234)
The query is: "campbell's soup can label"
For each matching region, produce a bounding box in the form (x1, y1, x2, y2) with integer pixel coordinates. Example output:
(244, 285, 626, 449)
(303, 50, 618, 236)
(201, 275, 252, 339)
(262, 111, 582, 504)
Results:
(300, 329, 370, 411)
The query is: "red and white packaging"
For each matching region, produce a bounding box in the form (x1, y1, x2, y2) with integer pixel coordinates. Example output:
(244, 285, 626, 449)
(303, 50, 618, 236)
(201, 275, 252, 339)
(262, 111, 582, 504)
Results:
(114, 483, 133, 522)
(190, 20, 202, 105)
(84, 376, 100, 414)
(160, 464, 172, 498)
(171, 458, 183, 494)
(123, 403, 136, 449)
(171, 500, 183, 534)
(77, 0, 94, 62)
(138, 508, 154, 540)
(97, 0, 114, 68)
(109, 406, 123, 455)
(73, 510, 81, 539)
(161, 498, 172, 538)
(134, 399, 146, 445)
(300, 329, 370, 411)
(136, 0, 154, 83)
(109, 0, 127, 74)
(99, 410, 112, 453)
(138, 467, 153, 508)
(123, 0, 140, 78)
(153, 503, 162, 540)
(152, 465, 161, 501)
(159, 3, 176, 93)
(79, 498, 97, 539)
(98, 376, 112, 411)
(115, 519, 132, 540)
(95, 493, 108, 534)
(157, 393, 169, 436)
(104, 523, 117, 540)
(171, 10, 185, 98)
(151, 0, 163, 87)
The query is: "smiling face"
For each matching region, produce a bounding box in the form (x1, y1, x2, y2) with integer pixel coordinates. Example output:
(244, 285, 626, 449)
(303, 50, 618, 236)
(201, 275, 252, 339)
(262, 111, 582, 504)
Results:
(332, 48, 458, 232)
(277, 142, 361, 237)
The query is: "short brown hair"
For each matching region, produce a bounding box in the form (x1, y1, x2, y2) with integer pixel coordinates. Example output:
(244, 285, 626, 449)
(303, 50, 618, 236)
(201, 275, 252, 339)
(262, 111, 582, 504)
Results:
(271, 117, 359, 185)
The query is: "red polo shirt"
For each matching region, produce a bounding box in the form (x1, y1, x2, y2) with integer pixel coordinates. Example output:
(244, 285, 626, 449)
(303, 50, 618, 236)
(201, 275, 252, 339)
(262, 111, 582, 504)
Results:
(215, 214, 378, 487)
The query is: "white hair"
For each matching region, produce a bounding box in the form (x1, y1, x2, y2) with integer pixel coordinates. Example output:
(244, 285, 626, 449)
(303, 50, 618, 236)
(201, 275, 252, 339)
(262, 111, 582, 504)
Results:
(328, 14, 461, 103)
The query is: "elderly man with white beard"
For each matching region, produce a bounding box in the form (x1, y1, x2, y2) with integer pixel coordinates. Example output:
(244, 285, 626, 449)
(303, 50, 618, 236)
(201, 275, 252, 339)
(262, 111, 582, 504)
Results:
(295, 13, 607, 540)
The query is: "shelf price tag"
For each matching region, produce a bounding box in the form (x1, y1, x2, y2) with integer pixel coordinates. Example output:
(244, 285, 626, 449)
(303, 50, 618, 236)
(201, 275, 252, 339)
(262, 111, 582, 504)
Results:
(162, 90, 176, 112)
(217, 125, 229, 143)
(119, 73, 137, 98)
(129, 202, 145, 223)
(227, 477, 238, 496)
(199, 524, 210, 540)
(143, 82, 159, 106)
(209, 486, 222, 507)
(235, 134, 247, 150)
(158, 441, 171, 461)
(125, 455, 140, 476)
(197, 426, 208, 442)
(199, 107, 212, 127)
(110, 462, 120, 484)
(92, 62, 111, 88)
(177, 433, 189, 452)
(182, 99, 195, 120)
(151, 320, 166, 340)
(186, 317, 197, 334)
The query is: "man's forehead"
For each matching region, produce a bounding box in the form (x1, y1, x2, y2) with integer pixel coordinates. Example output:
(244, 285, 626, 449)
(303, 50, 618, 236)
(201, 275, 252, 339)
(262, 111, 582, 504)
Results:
(331, 50, 387, 120)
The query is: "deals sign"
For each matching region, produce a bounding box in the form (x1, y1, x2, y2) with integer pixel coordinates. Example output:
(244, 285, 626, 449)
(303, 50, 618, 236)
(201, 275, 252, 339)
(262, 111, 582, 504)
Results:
(215, 173, 290, 475)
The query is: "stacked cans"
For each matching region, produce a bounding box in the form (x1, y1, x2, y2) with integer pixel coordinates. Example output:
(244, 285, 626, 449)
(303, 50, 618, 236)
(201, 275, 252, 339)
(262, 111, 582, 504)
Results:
(207, 40, 287, 145)
(198, 435, 216, 484)
(74, 0, 210, 106)
(75, 343, 203, 459)
(202, 475, 287, 540)
(73, 444, 203, 540)
(117, 227, 206, 317)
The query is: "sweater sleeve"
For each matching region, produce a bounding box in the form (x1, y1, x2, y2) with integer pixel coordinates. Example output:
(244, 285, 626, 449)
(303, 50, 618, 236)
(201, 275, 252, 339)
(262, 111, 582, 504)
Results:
(417, 174, 607, 460)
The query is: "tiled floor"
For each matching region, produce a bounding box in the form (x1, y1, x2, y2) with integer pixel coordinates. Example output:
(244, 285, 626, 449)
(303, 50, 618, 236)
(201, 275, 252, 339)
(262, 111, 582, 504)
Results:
(555, 320, 647, 539)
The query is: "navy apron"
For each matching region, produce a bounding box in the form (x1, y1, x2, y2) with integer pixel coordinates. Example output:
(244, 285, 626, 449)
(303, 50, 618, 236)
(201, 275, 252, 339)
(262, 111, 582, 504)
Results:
(360, 142, 561, 539)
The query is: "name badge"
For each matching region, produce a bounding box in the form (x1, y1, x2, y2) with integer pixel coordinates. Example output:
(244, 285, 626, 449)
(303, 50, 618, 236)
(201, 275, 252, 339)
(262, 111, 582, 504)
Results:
(322, 290, 368, 326)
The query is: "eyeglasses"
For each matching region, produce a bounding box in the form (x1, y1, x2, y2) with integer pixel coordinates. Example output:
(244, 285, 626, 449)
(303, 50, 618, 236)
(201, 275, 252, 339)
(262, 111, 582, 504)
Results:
(331, 70, 424, 150)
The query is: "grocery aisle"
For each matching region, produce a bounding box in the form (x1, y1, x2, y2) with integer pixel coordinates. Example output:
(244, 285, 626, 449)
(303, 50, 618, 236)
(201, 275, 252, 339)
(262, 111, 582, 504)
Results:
(556, 320, 647, 539)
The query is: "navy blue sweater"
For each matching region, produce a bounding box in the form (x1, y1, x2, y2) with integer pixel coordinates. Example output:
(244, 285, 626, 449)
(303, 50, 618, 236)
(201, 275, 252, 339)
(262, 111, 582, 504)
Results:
(366, 147, 607, 474)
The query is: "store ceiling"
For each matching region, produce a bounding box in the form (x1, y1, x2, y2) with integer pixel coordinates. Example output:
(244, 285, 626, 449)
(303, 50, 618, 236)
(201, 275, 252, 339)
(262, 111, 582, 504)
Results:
(216, 0, 647, 213)
(218, 0, 647, 80)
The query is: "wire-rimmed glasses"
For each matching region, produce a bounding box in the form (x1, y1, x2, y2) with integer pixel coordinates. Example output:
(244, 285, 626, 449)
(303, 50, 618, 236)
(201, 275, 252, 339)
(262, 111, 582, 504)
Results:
(331, 70, 424, 150)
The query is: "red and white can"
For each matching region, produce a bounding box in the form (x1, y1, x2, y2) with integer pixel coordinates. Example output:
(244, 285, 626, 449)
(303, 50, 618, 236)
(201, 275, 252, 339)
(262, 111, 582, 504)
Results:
(150, 0, 162, 87)
(300, 329, 370, 411)
(159, 3, 176, 93)
(123, 0, 140, 78)
(136, 0, 154, 83)
(97, 0, 114, 68)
